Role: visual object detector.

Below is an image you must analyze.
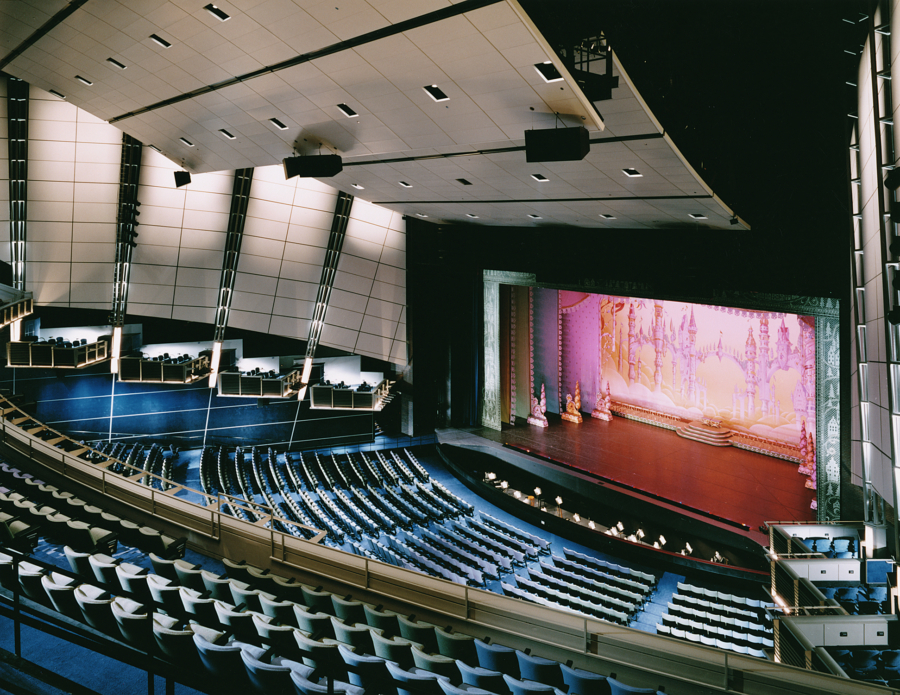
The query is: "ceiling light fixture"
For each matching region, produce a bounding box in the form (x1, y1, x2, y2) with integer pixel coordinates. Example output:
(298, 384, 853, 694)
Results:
(622, 168, 642, 177)
(531, 173, 548, 182)
(204, 4, 230, 21)
(149, 34, 172, 48)
(106, 58, 127, 69)
(75, 75, 93, 86)
(466, 213, 479, 218)
(528, 214, 541, 219)
(398, 181, 412, 188)
(269, 117, 288, 130)
(49, 89, 66, 99)
(179, 137, 195, 147)
(351, 184, 364, 190)
(149, 144, 162, 152)
(416, 213, 428, 218)
(337, 103, 358, 118)
(423, 84, 449, 102)
(689, 213, 708, 220)
(456, 178, 472, 185)
(534, 61, 564, 83)
(599, 213, 616, 219)
(219, 129, 236, 139)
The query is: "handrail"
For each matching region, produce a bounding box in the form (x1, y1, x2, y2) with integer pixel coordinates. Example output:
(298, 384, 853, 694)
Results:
(0, 396, 889, 695)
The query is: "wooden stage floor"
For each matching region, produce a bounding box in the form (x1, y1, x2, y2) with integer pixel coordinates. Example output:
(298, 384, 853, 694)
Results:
(465, 414, 816, 531)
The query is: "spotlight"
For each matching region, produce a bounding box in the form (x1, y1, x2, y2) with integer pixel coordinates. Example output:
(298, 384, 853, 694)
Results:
(513, 490, 521, 499)
(685, 542, 693, 555)
(636, 529, 645, 539)
(555, 496, 563, 506)
(658, 535, 667, 546)
(886, 168, 900, 190)
(616, 521, 624, 532)
(573, 514, 580, 522)
(534, 487, 542, 497)
(588, 521, 596, 530)
(653, 542, 660, 549)
(486, 472, 496, 481)
(889, 307, 900, 325)
(500, 481, 508, 490)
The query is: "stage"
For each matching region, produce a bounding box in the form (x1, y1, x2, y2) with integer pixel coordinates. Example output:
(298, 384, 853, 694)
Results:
(439, 412, 816, 538)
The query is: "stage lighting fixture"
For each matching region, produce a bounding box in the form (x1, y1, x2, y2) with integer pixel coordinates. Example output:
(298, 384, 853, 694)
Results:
(636, 529, 645, 539)
(573, 514, 580, 522)
(513, 490, 521, 499)
(486, 472, 496, 481)
(886, 168, 900, 190)
(588, 521, 596, 530)
(685, 542, 693, 555)
(555, 496, 563, 506)
(659, 535, 667, 546)
(653, 542, 660, 549)
(534, 487, 542, 496)
(616, 521, 624, 532)
(500, 481, 508, 490)
(626, 534, 637, 542)
(174, 171, 191, 187)
(888, 307, 900, 325)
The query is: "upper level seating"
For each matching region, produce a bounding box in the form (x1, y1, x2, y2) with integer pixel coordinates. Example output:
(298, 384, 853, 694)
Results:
(818, 585, 888, 616)
(827, 648, 900, 686)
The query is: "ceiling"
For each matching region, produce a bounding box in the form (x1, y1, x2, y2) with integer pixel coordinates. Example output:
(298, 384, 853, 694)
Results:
(0, 0, 745, 230)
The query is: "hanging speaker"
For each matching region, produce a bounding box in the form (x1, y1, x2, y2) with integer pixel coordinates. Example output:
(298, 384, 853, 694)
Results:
(283, 154, 343, 178)
(174, 171, 191, 187)
(524, 126, 590, 163)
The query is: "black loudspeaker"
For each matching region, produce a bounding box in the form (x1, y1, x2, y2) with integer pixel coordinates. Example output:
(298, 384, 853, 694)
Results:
(886, 168, 900, 190)
(283, 154, 343, 178)
(524, 126, 590, 163)
(174, 171, 191, 187)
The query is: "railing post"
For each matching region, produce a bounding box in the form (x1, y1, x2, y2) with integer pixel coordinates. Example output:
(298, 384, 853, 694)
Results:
(723, 652, 729, 691)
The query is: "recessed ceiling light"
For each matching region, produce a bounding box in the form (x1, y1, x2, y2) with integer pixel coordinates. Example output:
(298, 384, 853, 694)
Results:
(49, 89, 66, 99)
(466, 213, 479, 218)
(180, 137, 194, 147)
(622, 168, 642, 177)
(337, 103, 358, 118)
(531, 174, 549, 182)
(534, 61, 563, 83)
(351, 184, 364, 190)
(423, 85, 449, 102)
(269, 117, 288, 130)
(106, 58, 127, 69)
(204, 4, 230, 21)
(689, 213, 708, 220)
(149, 34, 171, 48)
(219, 129, 236, 139)
(416, 213, 428, 218)
(399, 181, 412, 188)
(599, 214, 616, 219)
(75, 75, 93, 86)
(528, 214, 542, 219)
(456, 178, 472, 186)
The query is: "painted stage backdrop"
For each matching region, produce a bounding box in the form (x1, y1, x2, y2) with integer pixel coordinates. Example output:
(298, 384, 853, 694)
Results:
(543, 290, 815, 447)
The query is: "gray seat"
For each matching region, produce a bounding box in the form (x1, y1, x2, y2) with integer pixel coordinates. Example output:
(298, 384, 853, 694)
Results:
(301, 584, 335, 615)
(330, 616, 382, 655)
(149, 552, 178, 582)
(293, 604, 335, 639)
(18, 560, 48, 605)
(252, 613, 297, 652)
(214, 600, 257, 642)
(75, 583, 116, 635)
(63, 546, 92, 579)
(363, 604, 401, 636)
(174, 559, 205, 591)
(337, 643, 394, 695)
(201, 570, 234, 602)
(180, 586, 217, 625)
(398, 615, 440, 654)
(111, 596, 152, 649)
(88, 553, 122, 592)
(115, 562, 151, 604)
(435, 627, 477, 664)
(457, 660, 507, 694)
(260, 593, 297, 627)
(371, 631, 424, 671)
(40, 572, 80, 620)
(412, 645, 461, 685)
(292, 630, 346, 675)
(239, 643, 295, 694)
(386, 661, 449, 695)
(147, 573, 182, 614)
(332, 595, 371, 625)
(193, 633, 252, 691)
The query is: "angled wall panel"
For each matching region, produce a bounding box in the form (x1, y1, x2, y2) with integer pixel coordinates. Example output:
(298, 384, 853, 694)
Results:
(26, 85, 121, 309)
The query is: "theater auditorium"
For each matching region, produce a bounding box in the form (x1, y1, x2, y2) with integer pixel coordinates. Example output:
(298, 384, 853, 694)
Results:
(0, 1, 886, 694)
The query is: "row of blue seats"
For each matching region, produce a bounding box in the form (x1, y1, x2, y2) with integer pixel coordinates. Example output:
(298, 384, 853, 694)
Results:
(829, 648, 900, 685)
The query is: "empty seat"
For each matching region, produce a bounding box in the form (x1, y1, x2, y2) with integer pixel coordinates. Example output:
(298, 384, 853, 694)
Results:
(398, 615, 440, 654)
(239, 643, 295, 694)
(561, 663, 610, 695)
(371, 631, 423, 670)
(293, 604, 335, 639)
(330, 617, 382, 656)
(213, 600, 257, 642)
(75, 584, 116, 634)
(412, 645, 461, 685)
(260, 593, 298, 626)
(503, 674, 565, 695)
(88, 554, 121, 592)
(149, 553, 179, 582)
(386, 661, 449, 695)
(147, 574, 182, 615)
(115, 563, 151, 604)
(180, 586, 217, 624)
(607, 677, 662, 695)
(337, 643, 393, 695)
(223, 558, 253, 584)
(194, 633, 252, 691)
(332, 595, 371, 625)
(292, 630, 346, 676)
(111, 597, 151, 649)
(230, 580, 273, 613)
(516, 651, 564, 690)
(63, 546, 92, 579)
(363, 604, 401, 636)
(40, 572, 80, 619)
(252, 613, 297, 652)
(201, 570, 234, 602)
(17, 560, 48, 605)
(174, 559, 205, 591)
(301, 585, 335, 615)
(435, 627, 477, 663)
(288, 662, 364, 695)
(457, 660, 507, 694)
(475, 639, 520, 678)
(438, 680, 496, 695)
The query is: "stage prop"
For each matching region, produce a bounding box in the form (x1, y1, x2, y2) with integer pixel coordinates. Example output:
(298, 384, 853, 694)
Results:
(527, 383, 549, 427)
(561, 381, 583, 423)
(591, 381, 613, 421)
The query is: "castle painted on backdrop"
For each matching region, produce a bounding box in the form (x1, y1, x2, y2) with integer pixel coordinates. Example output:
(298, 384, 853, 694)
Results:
(554, 291, 815, 447)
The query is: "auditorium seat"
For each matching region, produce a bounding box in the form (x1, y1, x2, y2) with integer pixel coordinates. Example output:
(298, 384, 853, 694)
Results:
(412, 645, 462, 684)
(363, 604, 401, 636)
(88, 553, 121, 591)
(288, 663, 364, 695)
(438, 680, 496, 695)
(111, 597, 151, 649)
(260, 593, 298, 626)
(180, 587, 218, 624)
(213, 600, 257, 642)
(516, 650, 564, 689)
(149, 553, 179, 582)
(457, 660, 507, 693)
(330, 616, 383, 655)
(386, 661, 449, 695)
(174, 559, 205, 591)
(293, 604, 335, 638)
(239, 643, 296, 694)
(223, 558, 254, 584)
(371, 631, 423, 670)
(201, 570, 234, 602)
(398, 615, 440, 653)
(230, 580, 273, 613)
(332, 595, 372, 625)
(291, 630, 346, 675)
(435, 627, 478, 663)
(337, 643, 393, 694)
(147, 573, 182, 614)
(302, 584, 336, 615)
(75, 584, 116, 634)
(475, 639, 520, 678)
(561, 663, 611, 695)
(40, 572, 80, 619)
(607, 677, 663, 695)
(116, 562, 151, 604)
(502, 674, 565, 695)
(193, 633, 252, 691)
(252, 613, 297, 652)
(17, 560, 48, 604)
(63, 546, 92, 579)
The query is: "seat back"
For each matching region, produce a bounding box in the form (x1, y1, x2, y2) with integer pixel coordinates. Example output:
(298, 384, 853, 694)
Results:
(386, 661, 447, 695)
(371, 632, 422, 671)
(240, 646, 294, 694)
(337, 643, 392, 694)
(457, 661, 506, 693)
(608, 677, 659, 695)
(412, 646, 460, 685)
(398, 615, 438, 654)
(363, 604, 401, 636)
(435, 627, 477, 664)
(474, 639, 520, 678)
(41, 573, 80, 619)
(560, 663, 610, 695)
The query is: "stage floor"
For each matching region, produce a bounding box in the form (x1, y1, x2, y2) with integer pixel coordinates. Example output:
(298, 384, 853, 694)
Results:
(456, 414, 816, 531)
